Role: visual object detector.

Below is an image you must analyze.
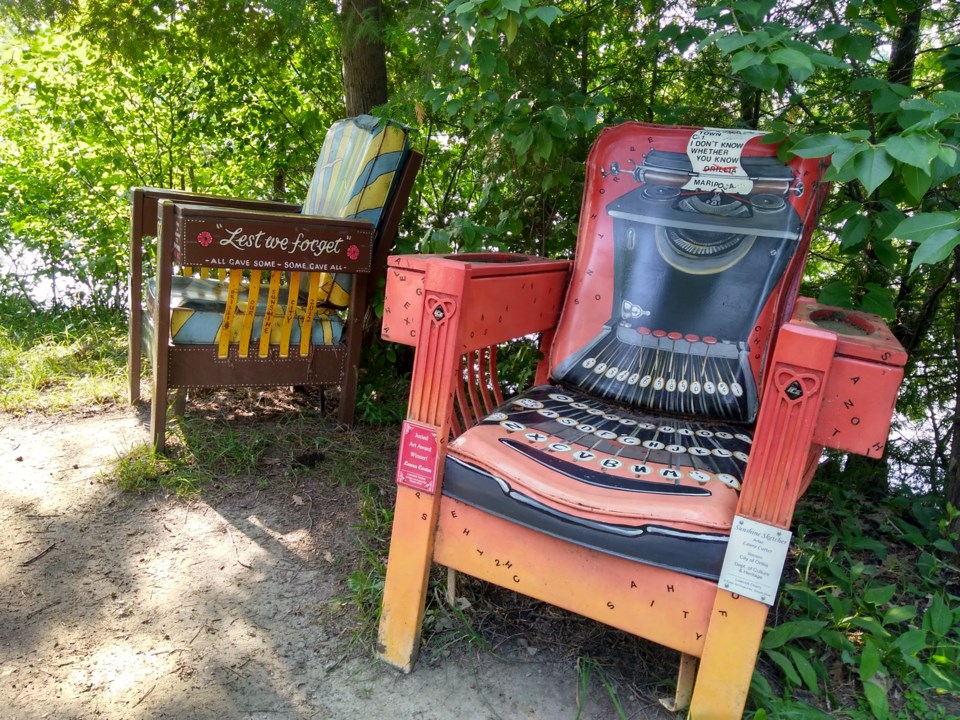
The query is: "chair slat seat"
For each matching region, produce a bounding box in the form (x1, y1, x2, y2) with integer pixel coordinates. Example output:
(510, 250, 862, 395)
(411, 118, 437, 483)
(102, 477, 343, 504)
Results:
(145, 275, 343, 348)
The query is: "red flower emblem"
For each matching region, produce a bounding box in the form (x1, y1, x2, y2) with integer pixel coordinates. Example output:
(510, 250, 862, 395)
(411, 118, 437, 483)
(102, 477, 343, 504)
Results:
(347, 244, 360, 260)
(197, 231, 213, 247)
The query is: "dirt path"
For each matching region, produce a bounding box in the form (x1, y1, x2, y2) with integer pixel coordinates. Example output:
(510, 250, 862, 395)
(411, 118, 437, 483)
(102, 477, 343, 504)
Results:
(0, 406, 676, 720)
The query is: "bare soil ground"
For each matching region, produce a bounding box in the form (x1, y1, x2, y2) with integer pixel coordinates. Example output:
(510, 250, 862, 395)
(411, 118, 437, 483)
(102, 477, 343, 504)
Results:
(1, 400, 679, 720)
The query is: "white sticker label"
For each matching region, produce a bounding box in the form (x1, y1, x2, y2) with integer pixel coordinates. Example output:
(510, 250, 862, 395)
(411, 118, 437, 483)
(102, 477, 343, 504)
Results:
(718, 515, 792, 605)
(684, 128, 763, 195)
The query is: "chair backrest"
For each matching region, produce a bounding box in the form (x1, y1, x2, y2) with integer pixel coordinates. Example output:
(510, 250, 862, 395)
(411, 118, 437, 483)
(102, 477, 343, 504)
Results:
(550, 123, 828, 424)
(303, 115, 411, 309)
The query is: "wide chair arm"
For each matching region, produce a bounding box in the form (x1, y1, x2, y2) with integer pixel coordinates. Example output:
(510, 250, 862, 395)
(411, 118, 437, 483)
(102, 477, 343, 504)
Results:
(382, 252, 571, 432)
(130, 187, 302, 274)
(155, 201, 374, 275)
(690, 297, 906, 716)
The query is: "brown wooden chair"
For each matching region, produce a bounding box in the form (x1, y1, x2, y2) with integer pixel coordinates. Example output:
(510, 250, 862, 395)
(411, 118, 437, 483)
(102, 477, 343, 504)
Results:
(129, 115, 421, 451)
(375, 123, 906, 718)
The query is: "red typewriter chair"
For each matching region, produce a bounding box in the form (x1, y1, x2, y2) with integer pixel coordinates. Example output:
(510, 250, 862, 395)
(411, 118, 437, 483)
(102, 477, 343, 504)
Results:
(375, 123, 906, 718)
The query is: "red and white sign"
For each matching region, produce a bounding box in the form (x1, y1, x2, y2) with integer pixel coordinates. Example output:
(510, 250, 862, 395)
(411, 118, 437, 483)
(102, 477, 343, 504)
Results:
(396, 421, 441, 493)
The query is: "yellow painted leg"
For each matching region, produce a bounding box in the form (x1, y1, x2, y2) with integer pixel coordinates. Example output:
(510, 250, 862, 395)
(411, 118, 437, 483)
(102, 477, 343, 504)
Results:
(688, 591, 769, 719)
(376, 484, 443, 672)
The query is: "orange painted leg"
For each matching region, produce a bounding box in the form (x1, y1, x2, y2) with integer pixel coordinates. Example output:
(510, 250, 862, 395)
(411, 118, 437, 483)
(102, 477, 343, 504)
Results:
(688, 591, 769, 719)
(376, 484, 443, 671)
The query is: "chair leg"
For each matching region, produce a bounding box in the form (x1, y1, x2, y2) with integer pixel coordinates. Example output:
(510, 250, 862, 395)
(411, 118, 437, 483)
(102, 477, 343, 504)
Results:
(445, 567, 457, 607)
(688, 593, 769, 719)
(377, 485, 442, 672)
(172, 388, 187, 417)
(150, 369, 169, 453)
(660, 653, 697, 713)
(128, 305, 142, 405)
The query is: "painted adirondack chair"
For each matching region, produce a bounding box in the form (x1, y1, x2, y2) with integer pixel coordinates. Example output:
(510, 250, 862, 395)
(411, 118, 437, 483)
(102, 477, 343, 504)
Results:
(375, 122, 906, 718)
(129, 115, 421, 451)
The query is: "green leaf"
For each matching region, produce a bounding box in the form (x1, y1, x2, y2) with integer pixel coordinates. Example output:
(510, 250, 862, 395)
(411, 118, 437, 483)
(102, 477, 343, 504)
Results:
(731, 49, 764, 73)
(503, 14, 519, 45)
(740, 60, 782, 92)
(769, 46, 813, 71)
(845, 34, 874, 63)
(527, 6, 562, 26)
(786, 646, 821, 694)
(477, 50, 497, 77)
(839, 214, 870, 249)
(816, 23, 849, 41)
(852, 146, 894, 195)
(864, 239, 900, 276)
(716, 33, 756, 54)
(926, 593, 954, 638)
(851, 77, 885, 91)
(824, 139, 867, 182)
(761, 620, 828, 650)
(864, 584, 896, 606)
(765, 648, 802, 686)
(859, 638, 884, 682)
(901, 163, 934, 202)
(884, 134, 940, 171)
(882, 605, 917, 626)
(849, 616, 891, 639)
(892, 628, 927, 655)
(933, 538, 958, 554)
(818, 280, 852, 308)
(890, 211, 960, 242)
(863, 679, 890, 720)
(790, 134, 844, 159)
(909, 229, 959, 272)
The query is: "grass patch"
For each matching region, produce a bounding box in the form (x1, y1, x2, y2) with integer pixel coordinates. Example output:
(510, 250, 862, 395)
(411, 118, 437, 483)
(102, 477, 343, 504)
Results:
(108, 442, 203, 496)
(0, 295, 128, 412)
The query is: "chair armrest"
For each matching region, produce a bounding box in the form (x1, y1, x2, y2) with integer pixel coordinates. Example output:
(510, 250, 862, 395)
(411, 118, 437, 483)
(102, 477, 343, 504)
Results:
(382, 252, 571, 351)
(792, 298, 906, 458)
(735, 301, 905, 529)
(162, 201, 375, 274)
(131, 187, 301, 237)
(384, 251, 570, 432)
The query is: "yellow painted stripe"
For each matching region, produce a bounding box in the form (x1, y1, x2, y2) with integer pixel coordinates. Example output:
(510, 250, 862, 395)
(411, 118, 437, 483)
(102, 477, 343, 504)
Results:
(217, 270, 243, 359)
(170, 308, 194, 338)
(300, 272, 321, 357)
(259, 271, 282, 358)
(280, 272, 300, 358)
(342, 170, 397, 217)
(238, 270, 261, 358)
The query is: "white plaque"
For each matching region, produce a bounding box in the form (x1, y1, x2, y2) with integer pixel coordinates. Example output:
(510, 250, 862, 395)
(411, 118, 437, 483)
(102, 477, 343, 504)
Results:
(718, 515, 792, 605)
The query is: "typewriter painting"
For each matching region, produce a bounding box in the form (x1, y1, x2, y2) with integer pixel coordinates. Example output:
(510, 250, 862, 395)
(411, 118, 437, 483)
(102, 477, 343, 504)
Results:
(552, 125, 825, 424)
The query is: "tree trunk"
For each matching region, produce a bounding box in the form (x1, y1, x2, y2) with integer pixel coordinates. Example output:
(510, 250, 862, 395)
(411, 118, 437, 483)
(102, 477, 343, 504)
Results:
(340, 0, 388, 116)
(947, 247, 960, 546)
(887, 0, 925, 86)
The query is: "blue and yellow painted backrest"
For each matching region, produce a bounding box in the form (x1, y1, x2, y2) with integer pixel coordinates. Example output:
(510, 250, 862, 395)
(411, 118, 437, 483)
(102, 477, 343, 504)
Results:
(303, 115, 410, 308)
